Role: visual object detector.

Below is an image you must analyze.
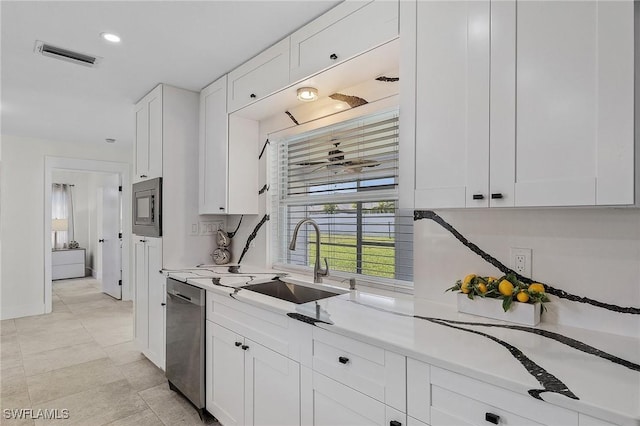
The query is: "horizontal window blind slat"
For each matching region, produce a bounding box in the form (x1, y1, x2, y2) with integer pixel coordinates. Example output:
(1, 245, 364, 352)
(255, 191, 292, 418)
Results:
(272, 109, 412, 284)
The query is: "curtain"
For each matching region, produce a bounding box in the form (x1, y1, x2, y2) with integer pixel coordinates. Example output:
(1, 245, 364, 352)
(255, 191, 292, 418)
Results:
(52, 183, 75, 249)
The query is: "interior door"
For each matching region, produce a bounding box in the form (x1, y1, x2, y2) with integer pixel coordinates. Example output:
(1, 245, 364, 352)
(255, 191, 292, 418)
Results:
(100, 174, 121, 299)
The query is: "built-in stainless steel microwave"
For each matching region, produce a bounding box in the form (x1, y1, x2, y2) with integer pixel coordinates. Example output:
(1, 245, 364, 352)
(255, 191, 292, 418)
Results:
(133, 177, 162, 237)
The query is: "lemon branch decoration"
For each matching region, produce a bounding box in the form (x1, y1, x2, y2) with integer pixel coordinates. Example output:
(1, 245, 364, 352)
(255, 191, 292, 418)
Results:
(447, 273, 550, 312)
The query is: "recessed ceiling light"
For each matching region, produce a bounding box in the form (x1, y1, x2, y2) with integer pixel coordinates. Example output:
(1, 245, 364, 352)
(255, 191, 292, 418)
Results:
(297, 87, 318, 102)
(100, 32, 121, 43)
(105, 138, 116, 143)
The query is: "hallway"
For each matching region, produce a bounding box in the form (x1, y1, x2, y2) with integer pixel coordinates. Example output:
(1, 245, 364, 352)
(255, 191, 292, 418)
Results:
(0, 278, 211, 425)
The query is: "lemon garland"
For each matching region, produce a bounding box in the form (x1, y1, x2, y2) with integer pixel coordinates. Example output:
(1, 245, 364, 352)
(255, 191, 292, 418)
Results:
(447, 273, 550, 312)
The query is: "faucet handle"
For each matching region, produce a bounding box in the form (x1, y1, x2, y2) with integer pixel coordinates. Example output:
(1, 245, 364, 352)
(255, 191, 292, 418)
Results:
(319, 258, 329, 277)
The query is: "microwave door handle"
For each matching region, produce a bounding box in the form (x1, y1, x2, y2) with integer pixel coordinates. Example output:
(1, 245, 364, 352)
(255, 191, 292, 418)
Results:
(150, 195, 154, 221)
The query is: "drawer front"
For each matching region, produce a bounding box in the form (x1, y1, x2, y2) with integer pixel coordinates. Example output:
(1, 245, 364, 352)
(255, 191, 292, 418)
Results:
(227, 38, 289, 112)
(431, 367, 578, 426)
(312, 371, 386, 426)
(52, 264, 85, 280)
(206, 291, 292, 359)
(432, 385, 544, 426)
(430, 407, 473, 426)
(52, 249, 84, 265)
(290, 0, 399, 82)
(312, 327, 406, 411)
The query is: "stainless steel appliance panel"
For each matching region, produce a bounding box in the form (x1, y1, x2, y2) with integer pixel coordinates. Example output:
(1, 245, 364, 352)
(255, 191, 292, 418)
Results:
(132, 177, 162, 237)
(166, 278, 205, 412)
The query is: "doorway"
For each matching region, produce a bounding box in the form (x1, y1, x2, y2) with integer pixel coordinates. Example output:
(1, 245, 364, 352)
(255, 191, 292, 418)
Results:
(44, 157, 131, 314)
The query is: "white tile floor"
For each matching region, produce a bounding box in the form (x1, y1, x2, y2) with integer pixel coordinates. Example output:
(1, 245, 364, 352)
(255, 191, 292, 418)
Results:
(0, 278, 217, 426)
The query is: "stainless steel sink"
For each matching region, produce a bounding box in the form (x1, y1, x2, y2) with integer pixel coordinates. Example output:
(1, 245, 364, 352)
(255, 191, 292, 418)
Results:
(241, 278, 345, 304)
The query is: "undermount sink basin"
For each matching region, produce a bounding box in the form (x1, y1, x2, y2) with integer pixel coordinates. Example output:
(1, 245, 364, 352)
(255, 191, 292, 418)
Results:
(241, 278, 345, 304)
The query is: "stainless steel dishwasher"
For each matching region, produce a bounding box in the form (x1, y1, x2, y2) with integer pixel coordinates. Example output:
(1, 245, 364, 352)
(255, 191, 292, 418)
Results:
(166, 278, 206, 419)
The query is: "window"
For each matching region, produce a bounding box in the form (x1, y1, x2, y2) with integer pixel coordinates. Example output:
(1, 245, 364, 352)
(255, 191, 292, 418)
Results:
(271, 109, 413, 286)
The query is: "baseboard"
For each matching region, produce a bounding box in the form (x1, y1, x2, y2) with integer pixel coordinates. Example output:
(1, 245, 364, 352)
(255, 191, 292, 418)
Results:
(1, 303, 46, 320)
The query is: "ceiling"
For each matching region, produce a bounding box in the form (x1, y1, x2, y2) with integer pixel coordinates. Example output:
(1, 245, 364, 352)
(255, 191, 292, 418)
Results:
(0, 1, 340, 146)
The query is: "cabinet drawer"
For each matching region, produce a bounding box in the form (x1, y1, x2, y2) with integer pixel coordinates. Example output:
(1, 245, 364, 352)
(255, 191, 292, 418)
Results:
(290, 0, 399, 82)
(227, 38, 289, 112)
(312, 327, 405, 412)
(431, 367, 578, 426)
(206, 291, 293, 359)
(52, 249, 84, 265)
(312, 372, 406, 426)
(432, 385, 543, 426)
(52, 264, 84, 280)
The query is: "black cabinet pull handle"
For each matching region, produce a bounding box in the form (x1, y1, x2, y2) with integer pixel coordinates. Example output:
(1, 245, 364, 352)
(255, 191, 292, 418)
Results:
(161, 302, 166, 306)
(485, 413, 500, 424)
(250, 93, 256, 99)
(98, 239, 104, 243)
(491, 193, 503, 199)
(329, 53, 338, 60)
(390, 421, 402, 426)
(219, 207, 225, 211)
(140, 175, 147, 178)
(338, 356, 349, 364)
(241, 345, 249, 350)
(472, 194, 484, 200)
(235, 341, 242, 347)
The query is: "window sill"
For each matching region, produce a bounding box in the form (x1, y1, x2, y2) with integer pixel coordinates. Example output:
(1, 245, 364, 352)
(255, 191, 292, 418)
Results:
(271, 263, 414, 295)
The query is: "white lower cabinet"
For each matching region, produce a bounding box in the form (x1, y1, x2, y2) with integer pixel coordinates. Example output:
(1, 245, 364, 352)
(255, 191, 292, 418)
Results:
(310, 371, 406, 426)
(406, 360, 580, 426)
(133, 236, 165, 370)
(206, 321, 300, 426)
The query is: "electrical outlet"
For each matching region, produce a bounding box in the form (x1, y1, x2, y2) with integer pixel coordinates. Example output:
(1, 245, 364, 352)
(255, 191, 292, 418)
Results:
(190, 223, 199, 236)
(199, 220, 223, 236)
(510, 247, 532, 278)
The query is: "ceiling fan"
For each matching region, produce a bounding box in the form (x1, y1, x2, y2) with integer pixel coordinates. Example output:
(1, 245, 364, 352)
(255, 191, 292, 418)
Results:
(296, 141, 381, 174)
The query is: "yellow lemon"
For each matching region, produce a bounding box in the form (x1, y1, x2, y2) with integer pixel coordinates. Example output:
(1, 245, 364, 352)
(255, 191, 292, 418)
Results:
(516, 291, 530, 303)
(487, 277, 497, 284)
(477, 283, 488, 294)
(498, 279, 514, 296)
(528, 283, 545, 294)
(461, 274, 476, 294)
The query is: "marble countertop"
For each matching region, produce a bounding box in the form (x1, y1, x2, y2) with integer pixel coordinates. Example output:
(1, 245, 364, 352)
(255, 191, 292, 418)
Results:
(167, 268, 640, 425)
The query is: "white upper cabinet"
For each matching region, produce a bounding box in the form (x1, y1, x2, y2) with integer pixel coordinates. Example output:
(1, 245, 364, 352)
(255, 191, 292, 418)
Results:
(199, 76, 228, 214)
(413, 1, 490, 209)
(227, 38, 290, 113)
(200, 76, 259, 215)
(410, 0, 636, 209)
(491, 0, 635, 207)
(134, 85, 163, 182)
(289, 0, 399, 83)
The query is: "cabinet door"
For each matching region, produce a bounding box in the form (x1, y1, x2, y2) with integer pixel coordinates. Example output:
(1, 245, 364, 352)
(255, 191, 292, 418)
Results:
(244, 339, 300, 426)
(491, 0, 635, 206)
(414, 1, 490, 209)
(207, 322, 245, 426)
(312, 372, 388, 426)
(199, 76, 228, 214)
(133, 238, 148, 350)
(134, 101, 149, 183)
(227, 38, 290, 112)
(134, 85, 163, 182)
(145, 237, 164, 370)
(289, 0, 399, 83)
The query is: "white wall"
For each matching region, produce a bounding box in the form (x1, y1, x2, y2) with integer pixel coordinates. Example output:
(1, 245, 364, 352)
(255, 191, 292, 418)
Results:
(0, 134, 130, 319)
(413, 208, 640, 338)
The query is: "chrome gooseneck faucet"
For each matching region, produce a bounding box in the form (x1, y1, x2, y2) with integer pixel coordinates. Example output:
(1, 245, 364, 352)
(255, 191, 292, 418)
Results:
(288, 218, 329, 283)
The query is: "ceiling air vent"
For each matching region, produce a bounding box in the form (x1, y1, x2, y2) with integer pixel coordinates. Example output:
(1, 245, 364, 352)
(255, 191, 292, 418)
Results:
(34, 40, 102, 68)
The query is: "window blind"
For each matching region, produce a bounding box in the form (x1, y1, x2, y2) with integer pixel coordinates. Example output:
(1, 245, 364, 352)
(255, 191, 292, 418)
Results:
(271, 110, 413, 284)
